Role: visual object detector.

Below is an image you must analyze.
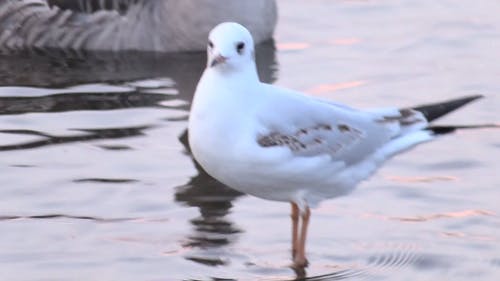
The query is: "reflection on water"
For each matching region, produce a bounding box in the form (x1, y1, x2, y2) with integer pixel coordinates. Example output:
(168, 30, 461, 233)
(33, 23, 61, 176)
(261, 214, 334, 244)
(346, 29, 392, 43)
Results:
(0, 125, 150, 151)
(0, 91, 178, 115)
(0, 214, 134, 223)
(0, 40, 276, 87)
(0, 39, 278, 279)
(175, 130, 243, 265)
(170, 41, 277, 268)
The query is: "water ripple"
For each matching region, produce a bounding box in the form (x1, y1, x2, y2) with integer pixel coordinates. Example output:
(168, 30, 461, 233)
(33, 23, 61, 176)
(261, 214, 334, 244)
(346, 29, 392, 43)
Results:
(0, 91, 184, 115)
(390, 209, 496, 223)
(300, 268, 366, 280)
(0, 214, 135, 223)
(366, 247, 419, 274)
(0, 126, 151, 151)
(185, 256, 228, 267)
(73, 178, 138, 184)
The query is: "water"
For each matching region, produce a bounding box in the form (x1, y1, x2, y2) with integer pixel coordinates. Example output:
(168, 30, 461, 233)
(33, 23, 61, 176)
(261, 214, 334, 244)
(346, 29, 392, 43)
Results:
(1, 0, 499, 280)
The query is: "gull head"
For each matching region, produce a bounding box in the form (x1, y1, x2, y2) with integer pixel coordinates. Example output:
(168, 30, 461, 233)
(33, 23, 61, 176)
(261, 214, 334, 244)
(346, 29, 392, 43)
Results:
(206, 22, 255, 71)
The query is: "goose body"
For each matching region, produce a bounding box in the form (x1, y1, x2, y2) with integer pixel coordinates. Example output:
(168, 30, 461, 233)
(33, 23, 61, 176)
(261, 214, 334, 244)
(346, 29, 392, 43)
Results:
(0, 0, 277, 52)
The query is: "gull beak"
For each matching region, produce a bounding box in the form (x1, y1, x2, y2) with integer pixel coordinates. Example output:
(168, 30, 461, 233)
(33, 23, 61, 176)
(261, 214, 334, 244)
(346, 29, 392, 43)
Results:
(210, 54, 227, 67)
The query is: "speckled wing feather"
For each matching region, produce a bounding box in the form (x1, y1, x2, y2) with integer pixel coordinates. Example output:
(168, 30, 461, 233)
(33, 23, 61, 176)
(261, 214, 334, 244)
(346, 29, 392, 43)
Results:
(258, 123, 365, 157)
(257, 100, 428, 165)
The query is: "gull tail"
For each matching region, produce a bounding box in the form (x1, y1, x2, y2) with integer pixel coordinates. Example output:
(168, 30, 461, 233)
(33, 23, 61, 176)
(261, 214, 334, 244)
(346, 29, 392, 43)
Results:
(410, 95, 483, 122)
(407, 95, 498, 135)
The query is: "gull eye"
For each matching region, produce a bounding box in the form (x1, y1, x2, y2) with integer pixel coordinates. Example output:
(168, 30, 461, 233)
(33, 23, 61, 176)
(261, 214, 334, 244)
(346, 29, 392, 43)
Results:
(208, 41, 214, 49)
(236, 42, 245, 54)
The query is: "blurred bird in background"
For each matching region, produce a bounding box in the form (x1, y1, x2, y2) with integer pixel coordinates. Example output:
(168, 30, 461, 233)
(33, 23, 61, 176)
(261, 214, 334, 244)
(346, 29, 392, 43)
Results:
(0, 0, 277, 52)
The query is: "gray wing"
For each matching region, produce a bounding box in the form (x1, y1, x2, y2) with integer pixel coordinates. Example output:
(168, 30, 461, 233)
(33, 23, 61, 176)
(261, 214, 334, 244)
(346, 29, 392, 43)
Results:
(256, 104, 427, 165)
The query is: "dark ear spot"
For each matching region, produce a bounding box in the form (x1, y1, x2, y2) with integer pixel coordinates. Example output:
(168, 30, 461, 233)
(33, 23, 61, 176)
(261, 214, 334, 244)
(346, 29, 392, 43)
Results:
(236, 42, 245, 54)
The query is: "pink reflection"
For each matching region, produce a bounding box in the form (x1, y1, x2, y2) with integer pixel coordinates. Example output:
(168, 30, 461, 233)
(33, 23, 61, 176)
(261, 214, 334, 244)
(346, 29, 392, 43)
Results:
(306, 80, 367, 95)
(362, 209, 496, 223)
(384, 175, 459, 183)
(330, 38, 361, 46)
(391, 209, 496, 222)
(440, 231, 497, 242)
(162, 246, 192, 256)
(276, 42, 310, 51)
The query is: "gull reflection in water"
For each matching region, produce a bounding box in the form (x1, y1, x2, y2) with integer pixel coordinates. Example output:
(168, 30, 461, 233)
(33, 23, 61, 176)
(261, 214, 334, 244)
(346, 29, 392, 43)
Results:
(173, 41, 278, 266)
(0, 40, 278, 268)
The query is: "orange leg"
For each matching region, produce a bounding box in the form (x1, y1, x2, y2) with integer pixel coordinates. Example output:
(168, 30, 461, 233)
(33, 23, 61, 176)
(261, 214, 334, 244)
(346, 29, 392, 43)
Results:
(293, 206, 310, 268)
(291, 202, 299, 258)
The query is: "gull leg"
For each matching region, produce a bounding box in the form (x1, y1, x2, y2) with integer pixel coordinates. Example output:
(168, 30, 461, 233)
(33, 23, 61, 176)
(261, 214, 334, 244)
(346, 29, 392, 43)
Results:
(294, 206, 310, 268)
(291, 202, 299, 258)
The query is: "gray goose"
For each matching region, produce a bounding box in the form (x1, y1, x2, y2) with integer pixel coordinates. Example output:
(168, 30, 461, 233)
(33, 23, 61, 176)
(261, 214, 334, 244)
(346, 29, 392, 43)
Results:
(0, 0, 277, 52)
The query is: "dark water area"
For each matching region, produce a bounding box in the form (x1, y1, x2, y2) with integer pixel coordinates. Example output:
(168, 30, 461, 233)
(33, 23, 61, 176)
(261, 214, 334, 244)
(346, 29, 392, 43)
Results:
(1, 0, 499, 280)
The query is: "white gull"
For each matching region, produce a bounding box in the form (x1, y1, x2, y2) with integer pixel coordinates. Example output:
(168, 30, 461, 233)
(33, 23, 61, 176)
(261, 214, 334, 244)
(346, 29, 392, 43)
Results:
(188, 22, 483, 267)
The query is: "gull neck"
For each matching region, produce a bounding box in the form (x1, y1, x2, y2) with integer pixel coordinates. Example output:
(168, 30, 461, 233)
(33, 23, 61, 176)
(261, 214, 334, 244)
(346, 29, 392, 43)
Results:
(207, 61, 260, 85)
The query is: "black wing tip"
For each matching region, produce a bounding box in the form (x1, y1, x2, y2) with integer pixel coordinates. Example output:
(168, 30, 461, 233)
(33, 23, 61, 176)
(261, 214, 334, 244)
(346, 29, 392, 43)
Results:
(426, 126, 458, 135)
(457, 94, 484, 103)
(427, 123, 500, 135)
(411, 94, 484, 122)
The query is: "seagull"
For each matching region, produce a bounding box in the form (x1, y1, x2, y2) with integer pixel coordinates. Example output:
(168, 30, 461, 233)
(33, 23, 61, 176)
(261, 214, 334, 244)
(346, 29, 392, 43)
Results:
(188, 22, 484, 268)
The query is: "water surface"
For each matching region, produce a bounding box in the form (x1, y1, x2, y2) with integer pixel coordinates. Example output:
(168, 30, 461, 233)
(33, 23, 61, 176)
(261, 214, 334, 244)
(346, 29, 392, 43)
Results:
(1, 0, 499, 280)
